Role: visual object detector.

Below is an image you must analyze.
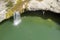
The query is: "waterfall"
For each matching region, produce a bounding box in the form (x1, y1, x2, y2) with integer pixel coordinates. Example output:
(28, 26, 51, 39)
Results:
(43, 11, 45, 15)
(13, 11, 22, 26)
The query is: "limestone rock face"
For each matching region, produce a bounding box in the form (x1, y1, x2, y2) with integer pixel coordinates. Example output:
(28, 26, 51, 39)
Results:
(0, 0, 60, 22)
(0, 0, 16, 22)
(27, 0, 60, 13)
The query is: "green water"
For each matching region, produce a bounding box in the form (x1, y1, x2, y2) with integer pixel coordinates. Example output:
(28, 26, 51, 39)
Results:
(0, 11, 60, 40)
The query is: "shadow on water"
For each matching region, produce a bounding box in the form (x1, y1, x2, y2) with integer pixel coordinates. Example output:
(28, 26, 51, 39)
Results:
(21, 10, 60, 29)
(0, 17, 13, 25)
(0, 10, 60, 29)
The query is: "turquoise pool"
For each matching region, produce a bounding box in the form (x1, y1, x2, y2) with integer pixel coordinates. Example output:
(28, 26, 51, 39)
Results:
(0, 11, 60, 40)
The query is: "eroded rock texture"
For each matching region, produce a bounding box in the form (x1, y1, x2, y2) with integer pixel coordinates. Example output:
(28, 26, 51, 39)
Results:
(0, 0, 16, 22)
(0, 0, 60, 22)
(27, 0, 60, 13)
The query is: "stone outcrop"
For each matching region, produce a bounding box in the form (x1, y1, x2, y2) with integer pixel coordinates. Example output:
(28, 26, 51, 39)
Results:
(27, 0, 60, 13)
(0, 0, 60, 22)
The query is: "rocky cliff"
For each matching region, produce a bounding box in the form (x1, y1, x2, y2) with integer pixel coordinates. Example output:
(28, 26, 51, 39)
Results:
(0, 0, 60, 22)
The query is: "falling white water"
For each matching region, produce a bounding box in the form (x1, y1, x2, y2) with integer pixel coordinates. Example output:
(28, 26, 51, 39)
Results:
(43, 11, 45, 15)
(13, 11, 22, 26)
